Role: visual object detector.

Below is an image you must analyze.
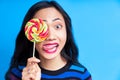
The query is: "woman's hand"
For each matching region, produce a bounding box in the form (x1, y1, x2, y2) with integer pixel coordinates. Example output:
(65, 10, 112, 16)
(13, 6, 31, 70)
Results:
(22, 57, 41, 80)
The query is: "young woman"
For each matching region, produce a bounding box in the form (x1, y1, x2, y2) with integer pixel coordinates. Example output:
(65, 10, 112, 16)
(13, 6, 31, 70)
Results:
(5, 1, 92, 80)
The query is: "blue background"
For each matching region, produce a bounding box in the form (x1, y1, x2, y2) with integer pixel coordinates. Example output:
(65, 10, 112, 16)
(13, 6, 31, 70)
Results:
(0, 0, 120, 80)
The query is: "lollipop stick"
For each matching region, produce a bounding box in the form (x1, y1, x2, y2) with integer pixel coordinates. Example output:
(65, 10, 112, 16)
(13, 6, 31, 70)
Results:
(33, 42, 36, 57)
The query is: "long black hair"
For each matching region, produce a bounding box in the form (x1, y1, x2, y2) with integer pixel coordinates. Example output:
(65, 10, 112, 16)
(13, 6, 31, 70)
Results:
(5, 0, 80, 79)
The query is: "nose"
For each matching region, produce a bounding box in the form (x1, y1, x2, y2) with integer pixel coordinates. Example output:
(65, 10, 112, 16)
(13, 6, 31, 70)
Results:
(46, 27, 55, 41)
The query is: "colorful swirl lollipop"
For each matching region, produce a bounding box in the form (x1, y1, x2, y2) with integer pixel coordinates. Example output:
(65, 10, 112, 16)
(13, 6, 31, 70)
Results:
(24, 18, 48, 57)
(25, 18, 48, 42)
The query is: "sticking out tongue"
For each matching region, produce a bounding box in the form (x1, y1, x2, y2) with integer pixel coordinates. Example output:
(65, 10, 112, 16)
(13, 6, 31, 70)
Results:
(43, 43, 58, 53)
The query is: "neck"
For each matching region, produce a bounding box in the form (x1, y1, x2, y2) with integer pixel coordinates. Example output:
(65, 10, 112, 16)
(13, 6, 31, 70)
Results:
(39, 55, 67, 71)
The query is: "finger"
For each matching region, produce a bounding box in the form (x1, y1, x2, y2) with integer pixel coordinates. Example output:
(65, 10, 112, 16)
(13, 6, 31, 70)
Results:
(22, 73, 35, 80)
(22, 67, 36, 80)
(29, 63, 40, 73)
(35, 63, 41, 72)
(28, 57, 40, 63)
(28, 63, 41, 75)
(27, 57, 40, 66)
(35, 63, 41, 78)
(25, 63, 40, 74)
(22, 68, 29, 80)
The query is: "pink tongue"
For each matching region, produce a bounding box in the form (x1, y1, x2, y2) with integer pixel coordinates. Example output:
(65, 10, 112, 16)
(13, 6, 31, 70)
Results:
(43, 44, 57, 50)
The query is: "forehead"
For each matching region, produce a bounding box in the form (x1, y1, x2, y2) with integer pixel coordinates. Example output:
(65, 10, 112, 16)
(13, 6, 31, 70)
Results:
(33, 7, 64, 21)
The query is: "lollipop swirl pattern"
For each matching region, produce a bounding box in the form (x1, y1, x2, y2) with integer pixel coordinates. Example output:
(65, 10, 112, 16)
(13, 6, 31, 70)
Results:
(25, 18, 48, 42)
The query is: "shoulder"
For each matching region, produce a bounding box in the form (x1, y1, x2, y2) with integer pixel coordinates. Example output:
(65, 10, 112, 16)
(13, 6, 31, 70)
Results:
(69, 63, 92, 80)
(8, 65, 25, 79)
(70, 64, 85, 72)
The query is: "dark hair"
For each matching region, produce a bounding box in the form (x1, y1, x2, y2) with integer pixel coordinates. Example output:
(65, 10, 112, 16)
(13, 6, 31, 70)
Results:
(5, 0, 80, 79)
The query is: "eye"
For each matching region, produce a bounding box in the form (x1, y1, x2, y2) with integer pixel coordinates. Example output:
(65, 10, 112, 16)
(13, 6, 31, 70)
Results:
(55, 24, 62, 29)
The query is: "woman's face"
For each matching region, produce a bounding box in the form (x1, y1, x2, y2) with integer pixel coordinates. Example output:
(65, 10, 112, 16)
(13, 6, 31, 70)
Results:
(34, 7, 66, 60)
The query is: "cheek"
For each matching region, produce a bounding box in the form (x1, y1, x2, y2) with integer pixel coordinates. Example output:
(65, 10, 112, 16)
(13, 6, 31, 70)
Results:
(35, 43, 42, 53)
(59, 30, 67, 43)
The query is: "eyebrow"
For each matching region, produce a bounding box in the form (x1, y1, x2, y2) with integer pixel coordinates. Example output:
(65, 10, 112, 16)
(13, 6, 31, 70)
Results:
(52, 18, 61, 22)
(43, 18, 61, 22)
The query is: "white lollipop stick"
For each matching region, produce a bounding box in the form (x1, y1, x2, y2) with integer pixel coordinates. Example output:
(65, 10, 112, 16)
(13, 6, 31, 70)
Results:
(33, 42, 36, 57)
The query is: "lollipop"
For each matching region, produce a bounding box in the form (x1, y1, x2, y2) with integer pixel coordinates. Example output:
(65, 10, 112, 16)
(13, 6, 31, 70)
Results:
(25, 18, 48, 57)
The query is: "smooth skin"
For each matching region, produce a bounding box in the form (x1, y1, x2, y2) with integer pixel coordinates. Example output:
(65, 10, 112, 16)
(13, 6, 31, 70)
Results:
(22, 7, 67, 80)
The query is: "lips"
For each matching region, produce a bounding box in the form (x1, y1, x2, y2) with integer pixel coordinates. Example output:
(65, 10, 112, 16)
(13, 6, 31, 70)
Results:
(42, 43, 58, 54)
